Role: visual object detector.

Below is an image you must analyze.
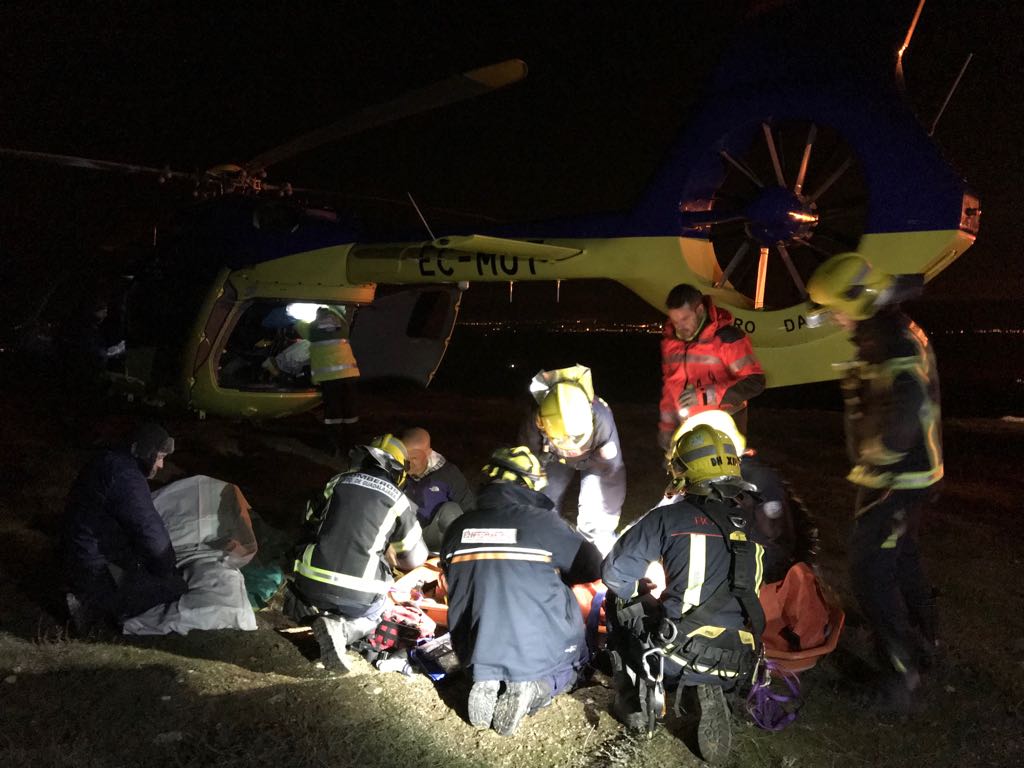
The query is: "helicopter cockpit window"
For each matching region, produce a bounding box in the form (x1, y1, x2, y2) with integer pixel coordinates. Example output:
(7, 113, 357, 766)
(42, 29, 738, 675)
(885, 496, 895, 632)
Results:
(217, 300, 323, 392)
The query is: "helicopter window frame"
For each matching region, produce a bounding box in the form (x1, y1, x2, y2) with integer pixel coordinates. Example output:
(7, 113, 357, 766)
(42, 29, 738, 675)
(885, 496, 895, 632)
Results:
(215, 298, 324, 394)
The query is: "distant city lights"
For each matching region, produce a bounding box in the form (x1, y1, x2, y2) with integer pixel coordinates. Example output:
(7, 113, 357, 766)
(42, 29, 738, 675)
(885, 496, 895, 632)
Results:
(458, 319, 1024, 336)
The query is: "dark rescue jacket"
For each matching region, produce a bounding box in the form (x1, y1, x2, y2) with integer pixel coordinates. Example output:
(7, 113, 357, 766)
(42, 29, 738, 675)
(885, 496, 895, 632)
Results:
(294, 465, 422, 617)
(62, 450, 178, 584)
(440, 482, 601, 682)
(659, 298, 765, 437)
(844, 310, 943, 492)
(603, 495, 765, 681)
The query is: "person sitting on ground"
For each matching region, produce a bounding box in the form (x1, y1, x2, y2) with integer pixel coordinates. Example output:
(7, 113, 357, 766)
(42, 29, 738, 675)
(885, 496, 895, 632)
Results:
(61, 422, 186, 633)
(284, 434, 427, 672)
(399, 427, 475, 553)
(440, 446, 603, 736)
(603, 424, 765, 766)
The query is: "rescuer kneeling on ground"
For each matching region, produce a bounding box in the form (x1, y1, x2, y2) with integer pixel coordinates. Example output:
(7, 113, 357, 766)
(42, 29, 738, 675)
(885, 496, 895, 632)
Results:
(285, 434, 427, 672)
(62, 422, 186, 633)
(440, 446, 603, 736)
(807, 252, 942, 712)
(603, 424, 765, 766)
(520, 364, 626, 555)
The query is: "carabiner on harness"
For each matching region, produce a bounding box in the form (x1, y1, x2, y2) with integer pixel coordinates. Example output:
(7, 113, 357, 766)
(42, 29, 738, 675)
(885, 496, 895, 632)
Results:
(640, 645, 666, 737)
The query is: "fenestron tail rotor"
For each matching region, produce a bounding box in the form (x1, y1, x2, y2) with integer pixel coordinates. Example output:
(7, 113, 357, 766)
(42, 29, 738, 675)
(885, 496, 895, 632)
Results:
(679, 119, 868, 310)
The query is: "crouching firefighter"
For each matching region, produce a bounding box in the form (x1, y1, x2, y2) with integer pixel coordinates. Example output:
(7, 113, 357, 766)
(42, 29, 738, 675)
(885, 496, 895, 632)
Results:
(440, 446, 603, 737)
(284, 434, 427, 672)
(602, 424, 765, 766)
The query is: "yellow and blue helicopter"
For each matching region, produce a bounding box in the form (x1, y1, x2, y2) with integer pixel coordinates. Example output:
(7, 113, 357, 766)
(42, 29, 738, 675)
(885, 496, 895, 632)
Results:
(3, 7, 979, 419)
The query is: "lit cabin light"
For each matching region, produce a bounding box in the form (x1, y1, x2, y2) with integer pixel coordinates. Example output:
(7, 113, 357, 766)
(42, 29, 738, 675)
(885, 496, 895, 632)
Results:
(285, 303, 323, 322)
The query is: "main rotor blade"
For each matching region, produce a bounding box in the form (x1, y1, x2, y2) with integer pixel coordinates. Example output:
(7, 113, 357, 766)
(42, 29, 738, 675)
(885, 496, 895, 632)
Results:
(0, 147, 190, 179)
(245, 58, 528, 173)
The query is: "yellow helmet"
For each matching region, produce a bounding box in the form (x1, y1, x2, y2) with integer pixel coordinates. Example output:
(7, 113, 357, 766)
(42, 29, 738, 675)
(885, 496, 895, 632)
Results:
(363, 433, 409, 488)
(806, 252, 894, 325)
(482, 446, 547, 491)
(667, 424, 755, 498)
(671, 409, 746, 457)
(536, 382, 595, 454)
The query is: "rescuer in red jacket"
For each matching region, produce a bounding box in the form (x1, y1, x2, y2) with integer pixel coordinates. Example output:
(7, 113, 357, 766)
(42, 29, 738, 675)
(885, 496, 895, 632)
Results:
(658, 284, 766, 450)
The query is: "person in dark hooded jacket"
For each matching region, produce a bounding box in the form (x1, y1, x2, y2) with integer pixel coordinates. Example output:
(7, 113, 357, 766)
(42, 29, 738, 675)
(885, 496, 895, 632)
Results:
(62, 423, 185, 631)
(440, 446, 602, 737)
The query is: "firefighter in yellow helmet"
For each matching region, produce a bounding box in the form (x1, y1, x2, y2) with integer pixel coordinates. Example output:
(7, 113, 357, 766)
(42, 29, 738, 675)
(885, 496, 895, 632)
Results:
(807, 252, 941, 711)
(441, 446, 602, 736)
(519, 365, 626, 554)
(284, 434, 426, 672)
(668, 410, 816, 583)
(603, 423, 764, 765)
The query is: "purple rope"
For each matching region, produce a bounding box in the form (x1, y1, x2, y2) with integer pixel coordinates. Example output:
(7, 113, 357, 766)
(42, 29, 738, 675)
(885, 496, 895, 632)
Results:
(746, 659, 803, 731)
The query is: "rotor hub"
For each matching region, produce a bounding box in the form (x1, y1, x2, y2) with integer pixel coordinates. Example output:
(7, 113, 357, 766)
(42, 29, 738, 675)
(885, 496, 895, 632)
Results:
(744, 186, 818, 246)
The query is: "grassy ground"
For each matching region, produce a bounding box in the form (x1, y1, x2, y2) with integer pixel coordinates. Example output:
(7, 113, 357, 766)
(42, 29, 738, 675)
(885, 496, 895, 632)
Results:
(1, 386, 1022, 767)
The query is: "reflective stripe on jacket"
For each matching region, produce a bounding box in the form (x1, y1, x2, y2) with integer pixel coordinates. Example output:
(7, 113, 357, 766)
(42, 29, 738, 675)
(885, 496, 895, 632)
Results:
(440, 482, 601, 682)
(844, 311, 943, 491)
(294, 467, 421, 613)
(307, 307, 359, 384)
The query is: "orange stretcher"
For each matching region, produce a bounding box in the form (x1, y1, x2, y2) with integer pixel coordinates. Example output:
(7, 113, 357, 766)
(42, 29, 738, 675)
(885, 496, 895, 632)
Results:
(759, 562, 845, 673)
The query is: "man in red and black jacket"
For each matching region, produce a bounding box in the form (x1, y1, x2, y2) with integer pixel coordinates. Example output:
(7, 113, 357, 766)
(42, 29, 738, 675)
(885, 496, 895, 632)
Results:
(658, 284, 765, 450)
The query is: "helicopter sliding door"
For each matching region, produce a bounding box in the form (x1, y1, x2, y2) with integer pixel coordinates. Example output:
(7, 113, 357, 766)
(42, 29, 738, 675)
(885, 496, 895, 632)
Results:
(351, 287, 461, 386)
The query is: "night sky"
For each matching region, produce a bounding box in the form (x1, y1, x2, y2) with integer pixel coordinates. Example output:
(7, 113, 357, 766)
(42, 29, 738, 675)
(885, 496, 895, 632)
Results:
(1, 1, 1020, 327)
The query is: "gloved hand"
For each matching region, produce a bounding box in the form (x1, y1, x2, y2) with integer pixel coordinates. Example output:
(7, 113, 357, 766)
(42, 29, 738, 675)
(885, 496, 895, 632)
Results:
(106, 339, 126, 357)
(676, 386, 699, 410)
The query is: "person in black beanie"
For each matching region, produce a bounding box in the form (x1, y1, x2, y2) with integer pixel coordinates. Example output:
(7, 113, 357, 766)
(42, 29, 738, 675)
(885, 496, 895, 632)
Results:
(61, 422, 186, 632)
